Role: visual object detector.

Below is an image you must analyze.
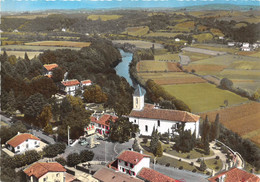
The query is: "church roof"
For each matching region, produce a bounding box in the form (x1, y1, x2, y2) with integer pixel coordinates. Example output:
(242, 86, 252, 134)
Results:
(134, 85, 146, 97)
(129, 104, 199, 122)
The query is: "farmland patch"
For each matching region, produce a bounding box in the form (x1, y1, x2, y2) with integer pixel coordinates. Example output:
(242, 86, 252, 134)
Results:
(24, 41, 91, 48)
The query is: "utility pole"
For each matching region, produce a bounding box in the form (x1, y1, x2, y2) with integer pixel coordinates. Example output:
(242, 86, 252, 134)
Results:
(68, 126, 70, 146)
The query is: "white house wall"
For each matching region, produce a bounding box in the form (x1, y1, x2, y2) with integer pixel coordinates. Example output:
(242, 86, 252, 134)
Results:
(129, 117, 199, 138)
(14, 139, 40, 154)
(118, 157, 150, 176)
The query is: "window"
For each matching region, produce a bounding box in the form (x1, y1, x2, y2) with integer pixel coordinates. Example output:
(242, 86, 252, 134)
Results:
(44, 178, 46, 182)
(106, 126, 109, 130)
(26, 139, 28, 142)
(145, 125, 148, 132)
(98, 124, 101, 127)
(123, 168, 125, 172)
(136, 98, 138, 104)
(125, 162, 128, 166)
(130, 164, 134, 168)
(132, 171, 135, 176)
(26, 144, 29, 148)
(158, 120, 160, 127)
(134, 120, 136, 123)
(35, 141, 37, 145)
(56, 173, 60, 177)
(17, 146, 20, 149)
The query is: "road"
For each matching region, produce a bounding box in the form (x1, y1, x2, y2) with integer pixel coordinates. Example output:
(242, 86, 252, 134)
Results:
(0, 114, 12, 126)
(151, 164, 208, 182)
(63, 138, 134, 162)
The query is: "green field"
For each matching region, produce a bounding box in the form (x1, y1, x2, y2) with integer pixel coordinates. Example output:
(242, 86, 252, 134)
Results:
(182, 51, 213, 61)
(138, 61, 168, 72)
(145, 32, 180, 38)
(162, 83, 248, 113)
(154, 53, 180, 62)
(219, 69, 260, 80)
(193, 33, 214, 43)
(87, 14, 122, 21)
(227, 61, 260, 70)
(125, 26, 149, 36)
(191, 44, 239, 54)
(1, 45, 81, 51)
(190, 55, 244, 66)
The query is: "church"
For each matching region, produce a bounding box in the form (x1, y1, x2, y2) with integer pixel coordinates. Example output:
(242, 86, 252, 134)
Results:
(129, 85, 200, 138)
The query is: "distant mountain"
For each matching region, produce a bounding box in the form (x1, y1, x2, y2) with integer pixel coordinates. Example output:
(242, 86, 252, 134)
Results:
(182, 4, 260, 11)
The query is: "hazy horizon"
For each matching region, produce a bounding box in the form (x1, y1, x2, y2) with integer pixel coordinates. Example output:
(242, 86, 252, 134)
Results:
(1, 0, 259, 12)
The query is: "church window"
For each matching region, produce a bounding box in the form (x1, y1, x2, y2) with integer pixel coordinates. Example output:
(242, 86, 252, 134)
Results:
(136, 98, 138, 104)
(158, 120, 160, 127)
(145, 125, 148, 132)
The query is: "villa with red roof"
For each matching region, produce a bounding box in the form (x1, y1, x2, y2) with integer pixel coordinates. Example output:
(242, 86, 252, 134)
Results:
(6, 132, 40, 154)
(208, 167, 260, 182)
(129, 85, 200, 138)
(61, 79, 80, 96)
(89, 114, 118, 135)
(24, 162, 67, 182)
(104, 150, 179, 182)
(81, 79, 92, 87)
(43, 63, 58, 78)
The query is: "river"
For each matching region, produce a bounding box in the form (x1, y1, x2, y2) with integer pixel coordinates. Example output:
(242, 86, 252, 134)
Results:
(115, 49, 134, 87)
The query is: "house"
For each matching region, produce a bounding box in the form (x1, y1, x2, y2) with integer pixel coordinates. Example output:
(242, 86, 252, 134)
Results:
(240, 42, 251, 51)
(13, 29, 19, 33)
(219, 36, 224, 40)
(81, 79, 92, 88)
(43, 63, 59, 78)
(137, 167, 179, 182)
(62, 28, 66, 32)
(116, 150, 150, 176)
(208, 167, 260, 182)
(6, 132, 40, 154)
(23, 162, 67, 182)
(93, 167, 143, 182)
(84, 124, 96, 136)
(90, 114, 118, 135)
(129, 85, 200, 138)
(105, 150, 179, 181)
(175, 38, 180, 42)
(228, 42, 235, 47)
(61, 79, 80, 96)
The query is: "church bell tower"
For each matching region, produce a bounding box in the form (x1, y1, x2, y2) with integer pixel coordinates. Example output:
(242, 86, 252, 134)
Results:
(133, 85, 146, 111)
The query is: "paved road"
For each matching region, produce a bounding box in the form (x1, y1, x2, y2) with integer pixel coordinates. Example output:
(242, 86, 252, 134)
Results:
(32, 129, 55, 144)
(63, 138, 134, 162)
(0, 114, 12, 126)
(151, 163, 208, 182)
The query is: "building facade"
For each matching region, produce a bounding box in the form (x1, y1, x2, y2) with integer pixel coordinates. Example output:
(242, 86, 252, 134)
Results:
(129, 86, 200, 138)
(43, 64, 59, 78)
(6, 133, 40, 154)
(90, 114, 118, 135)
(61, 79, 80, 96)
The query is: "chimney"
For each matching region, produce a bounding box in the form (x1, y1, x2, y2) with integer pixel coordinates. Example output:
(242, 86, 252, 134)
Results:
(140, 150, 143, 154)
(17, 132, 20, 135)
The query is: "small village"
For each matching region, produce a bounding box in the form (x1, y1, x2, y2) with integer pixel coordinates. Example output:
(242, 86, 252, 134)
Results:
(0, 61, 259, 182)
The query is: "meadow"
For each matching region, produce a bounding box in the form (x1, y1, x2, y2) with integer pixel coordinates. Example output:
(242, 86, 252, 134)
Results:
(172, 21, 195, 32)
(182, 51, 213, 61)
(112, 40, 163, 49)
(199, 102, 260, 146)
(138, 72, 206, 85)
(87, 14, 122, 21)
(1, 51, 43, 59)
(25, 41, 91, 48)
(191, 44, 239, 54)
(193, 33, 214, 43)
(154, 53, 180, 62)
(162, 83, 248, 113)
(145, 32, 180, 38)
(1, 45, 81, 51)
(125, 26, 149, 36)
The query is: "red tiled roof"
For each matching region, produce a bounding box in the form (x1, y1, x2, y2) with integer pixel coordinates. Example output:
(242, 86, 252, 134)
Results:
(81, 80, 92, 84)
(129, 104, 199, 123)
(208, 167, 260, 182)
(24, 162, 66, 179)
(117, 151, 149, 165)
(93, 167, 143, 182)
(43, 64, 58, 71)
(137, 168, 179, 182)
(62, 79, 80, 87)
(6, 133, 40, 148)
(91, 114, 118, 126)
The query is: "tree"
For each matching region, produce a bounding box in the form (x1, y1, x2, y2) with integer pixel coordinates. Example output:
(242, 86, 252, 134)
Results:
(80, 150, 94, 163)
(37, 105, 52, 128)
(24, 93, 47, 121)
(43, 123, 53, 134)
(214, 113, 220, 140)
(24, 52, 30, 62)
(52, 67, 64, 82)
(109, 117, 139, 143)
(201, 115, 210, 144)
(43, 143, 66, 157)
(55, 157, 67, 166)
(67, 153, 81, 167)
(199, 159, 207, 171)
(150, 127, 159, 154)
(155, 141, 163, 157)
(83, 84, 108, 103)
(132, 138, 141, 152)
(204, 135, 210, 155)
(5, 89, 16, 114)
(0, 121, 27, 144)
(220, 78, 233, 90)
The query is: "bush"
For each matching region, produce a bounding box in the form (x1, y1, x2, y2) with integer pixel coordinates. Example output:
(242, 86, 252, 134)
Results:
(197, 158, 201, 162)
(67, 153, 81, 167)
(214, 160, 218, 165)
(178, 158, 182, 162)
(143, 138, 148, 144)
(206, 172, 211, 175)
(166, 163, 170, 167)
(80, 150, 94, 163)
(186, 155, 190, 159)
(215, 156, 220, 160)
(215, 166, 219, 170)
(190, 162, 194, 166)
(192, 169, 197, 173)
(43, 143, 66, 158)
(55, 157, 67, 166)
(179, 166, 183, 170)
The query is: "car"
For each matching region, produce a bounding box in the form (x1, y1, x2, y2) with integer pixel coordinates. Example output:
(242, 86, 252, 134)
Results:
(80, 140, 88, 146)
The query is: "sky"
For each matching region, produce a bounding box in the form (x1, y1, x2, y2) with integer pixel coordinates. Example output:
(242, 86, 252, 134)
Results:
(1, 0, 259, 12)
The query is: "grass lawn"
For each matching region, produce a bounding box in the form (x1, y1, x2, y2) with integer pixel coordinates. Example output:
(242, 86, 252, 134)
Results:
(162, 83, 248, 113)
(193, 33, 213, 43)
(205, 158, 223, 172)
(145, 32, 180, 38)
(165, 147, 214, 159)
